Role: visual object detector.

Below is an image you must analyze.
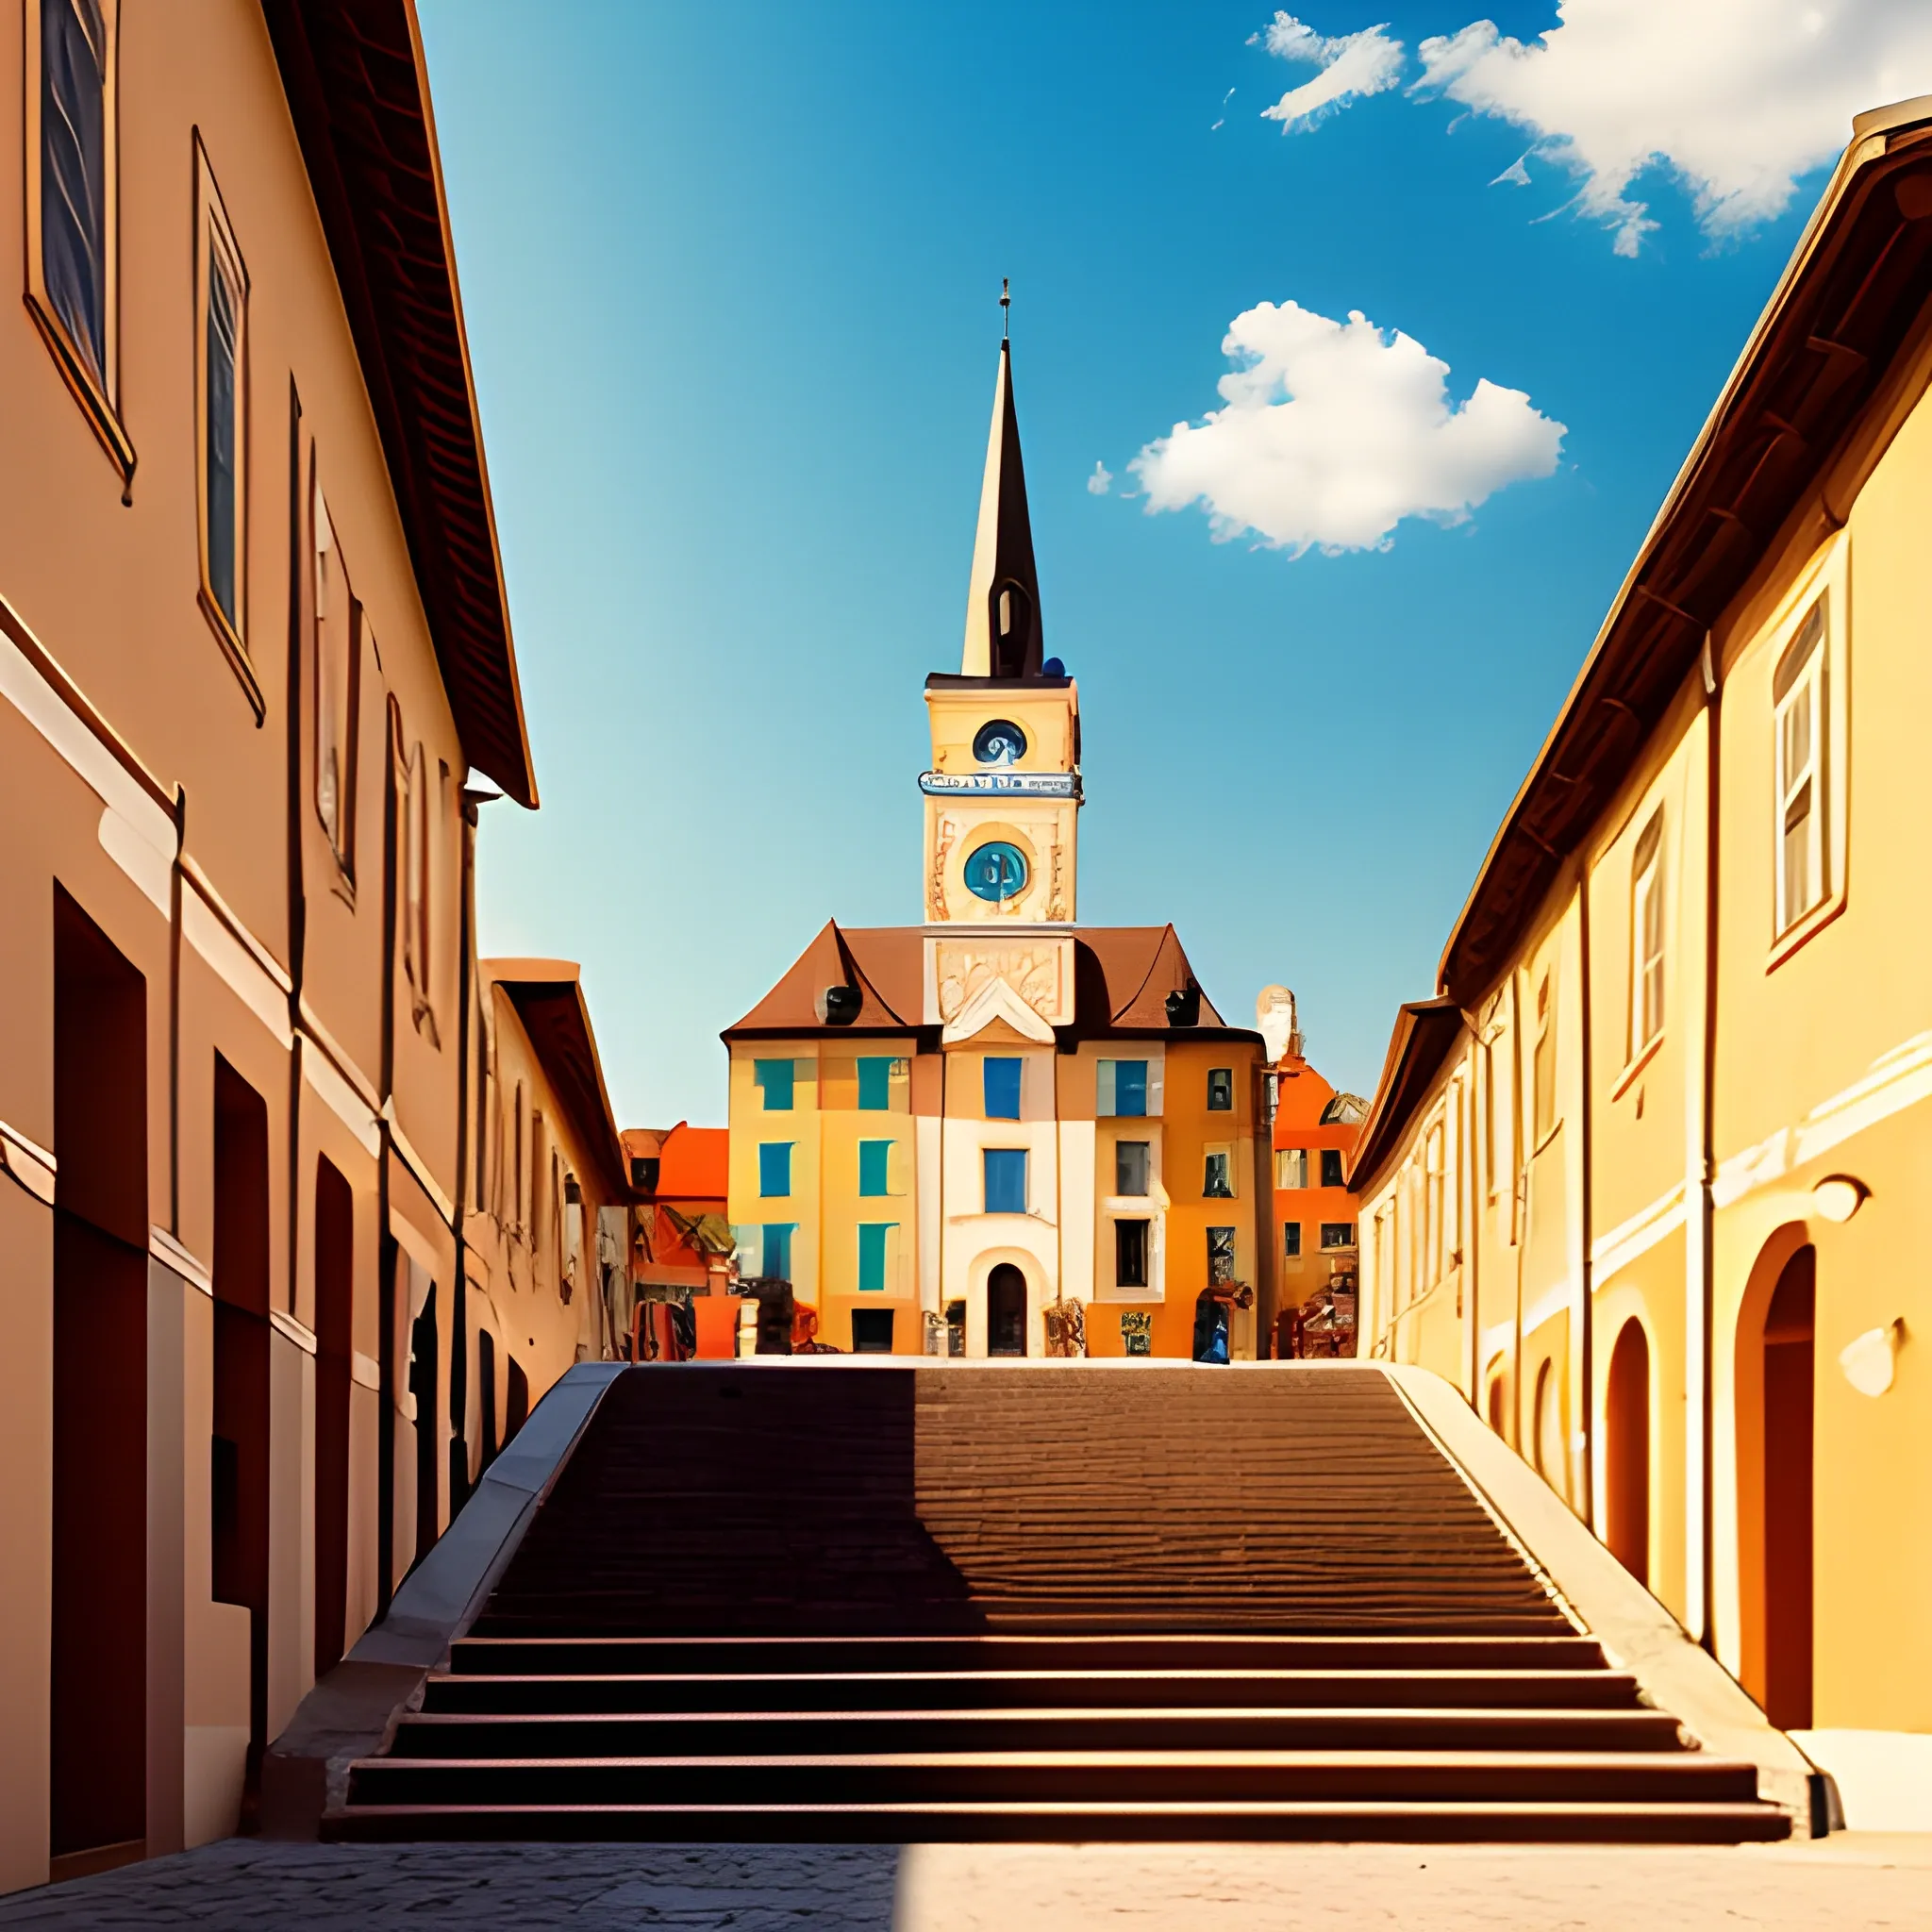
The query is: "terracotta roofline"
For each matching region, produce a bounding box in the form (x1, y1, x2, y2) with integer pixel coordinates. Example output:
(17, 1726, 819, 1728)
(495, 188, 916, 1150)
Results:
(1345, 997, 1467, 1198)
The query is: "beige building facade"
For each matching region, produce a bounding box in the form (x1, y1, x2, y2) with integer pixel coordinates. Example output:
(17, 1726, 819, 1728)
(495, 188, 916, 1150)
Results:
(1351, 103, 1932, 1771)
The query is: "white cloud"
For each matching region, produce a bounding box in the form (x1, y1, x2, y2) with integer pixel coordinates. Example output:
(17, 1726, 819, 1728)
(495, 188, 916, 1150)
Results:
(1417, 1, 1932, 255)
(1087, 460, 1113, 496)
(1252, 12, 1406, 132)
(1126, 301, 1565, 556)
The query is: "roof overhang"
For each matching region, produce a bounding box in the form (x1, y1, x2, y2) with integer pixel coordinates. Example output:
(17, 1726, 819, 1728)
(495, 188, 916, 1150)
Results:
(262, 0, 538, 808)
(1346, 998, 1468, 1197)
(1439, 97, 1932, 1008)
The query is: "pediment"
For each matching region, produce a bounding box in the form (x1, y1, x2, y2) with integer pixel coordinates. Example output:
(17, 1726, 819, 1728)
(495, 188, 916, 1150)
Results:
(941, 973, 1057, 1047)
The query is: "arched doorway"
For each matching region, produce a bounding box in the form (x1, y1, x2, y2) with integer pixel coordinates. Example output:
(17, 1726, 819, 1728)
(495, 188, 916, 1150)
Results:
(1487, 1369, 1507, 1438)
(988, 1264, 1027, 1357)
(1606, 1318, 1650, 1585)
(1761, 1246, 1815, 1728)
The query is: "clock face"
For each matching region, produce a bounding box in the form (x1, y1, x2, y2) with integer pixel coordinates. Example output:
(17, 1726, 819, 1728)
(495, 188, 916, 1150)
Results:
(974, 719, 1026, 766)
(963, 841, 1028, 903)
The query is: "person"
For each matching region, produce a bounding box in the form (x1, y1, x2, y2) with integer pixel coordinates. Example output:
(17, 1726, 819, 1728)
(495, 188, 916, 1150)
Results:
(1043, 1294, 1087, 1358)
(1192, 1281, 1255, 1363)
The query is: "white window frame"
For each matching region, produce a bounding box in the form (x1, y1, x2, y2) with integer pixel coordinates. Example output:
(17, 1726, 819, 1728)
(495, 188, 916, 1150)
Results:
(1628, 808, 1665, 1060)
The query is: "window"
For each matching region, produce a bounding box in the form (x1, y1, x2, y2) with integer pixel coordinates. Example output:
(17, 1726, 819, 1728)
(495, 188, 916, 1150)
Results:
(1424, 1123, 1444, 1282)
(857, 1057, 893, 1110)
(1207, 1226, 1236, 1284)
(1275, 1147, 1307, 1191)
(1629, 809, 1665, 1056)
(28, 0, 129, 469)
(1319, 1147, 1344, 1189)
(1207, 1068, 1233, 1111)
(983, 1148, 1027, 1214)
(1533, 971, 1557, 1145)
(196, 144, 249, 675)
(760, 1224, 794, 1280)
(851, 1307, 895, 1353)
(858, 1140, 891, 1197)
(402, 740, 436, 1041)
(758, 1142, 792, 1198)
(312, 483, 360, 876)
(1114, 1140, 1149, 1196)
(1774, 602, 1828, 935)
(754, 1059, 795, 1110)
(1203, 1149, 1234, 1199)
(1114, 1218, 1149, 1288)
(858, 1222, 895, 1292)
(983, 1056, 1022, 1120)
(1282, 1221, 1302, 1259)
(1097, 1059, 1148, 1117)
(1321, 1222, 1357, 1252)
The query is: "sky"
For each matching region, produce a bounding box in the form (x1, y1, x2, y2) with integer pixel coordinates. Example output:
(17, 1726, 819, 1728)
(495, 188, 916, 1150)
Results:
(415, 0, 1932, 1128)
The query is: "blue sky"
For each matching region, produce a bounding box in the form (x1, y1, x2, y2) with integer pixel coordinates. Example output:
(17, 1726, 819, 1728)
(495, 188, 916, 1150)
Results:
(415, 1, 1906, 1126)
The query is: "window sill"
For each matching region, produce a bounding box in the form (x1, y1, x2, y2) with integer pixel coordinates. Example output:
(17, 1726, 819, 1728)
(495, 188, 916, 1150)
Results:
(1767, 888, 1847, 974)
(1532, 1120, 1563, 1158)
(1610, 1032, 1663, 1102)
(199, 587, 264, 723)
(25, 292, 136, 487)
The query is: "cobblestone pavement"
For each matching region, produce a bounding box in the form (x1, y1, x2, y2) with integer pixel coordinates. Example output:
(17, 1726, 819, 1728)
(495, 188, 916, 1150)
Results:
(2, 1835, 1928, 1929)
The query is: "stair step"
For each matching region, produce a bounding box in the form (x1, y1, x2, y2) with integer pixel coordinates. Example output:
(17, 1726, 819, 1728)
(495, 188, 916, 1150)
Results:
(328, 1796, 1792, 1845)
(382, 1707, 1689, 1758)
(346, 1748, 1757, 1807)
(420, 1668, 1648, 1716)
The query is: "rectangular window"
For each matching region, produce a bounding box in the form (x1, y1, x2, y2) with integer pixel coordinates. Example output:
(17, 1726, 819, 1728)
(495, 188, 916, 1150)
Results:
(1533, 972, 1557, 1145)
(1424, 1122, 1445, 1282)
(858, 1139, 891, 1197)
(983, 1148, 1027, 1215)
(760, 1224, 794, 1281)
(1275, 1147, 1307, 1191)
(1319, 1147, 1344, 1189)
(1207, 1068, 1233, 1111)
(401, 741, 436, 1041)
(983, 1056, 1022, 1121)
(851, 1307, 895, 1353)
(1097, 1059, 1148, 1117)
(1207, 1225, 1237, 1284)
(29, 0, 129, 471)
(1114, 1140, 1150, 1196)
(758, 1142, 792, 1198)
(754, 1059, 795, 1110)
(1321, 1222, 1357, 1251)
(1203, 1149, 1234, 1199)
(1114, 1218, 1149, 1288)
(858, 1057, 893, 1110)
(858, 1222, 896, 1291)
(1282, 1221, 1302, 1259)
(1629, 808, 1665, 1055)
(1774, 602, 1828, 935)
(312, 481, 360, 876)
(197, 143, 247, 658)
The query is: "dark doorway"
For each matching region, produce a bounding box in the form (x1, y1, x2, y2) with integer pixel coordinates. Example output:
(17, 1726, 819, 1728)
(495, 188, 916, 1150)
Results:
(51, 887, 149, 1862)
(1763, 1246, 1815, 1728)
(476, 1328, 499, 1474)
(945, 1300, 966, 1357)
(852, 1307, 895, 1354)
(312, 1156, 354, 1676)
(212, 1058, 272, 1785)
(1606, 1318, 1651, 1586)
(506, 1356, 529, 1445)
(408, 1282, 440, 1564)
(987, 1264, 1027, 1357)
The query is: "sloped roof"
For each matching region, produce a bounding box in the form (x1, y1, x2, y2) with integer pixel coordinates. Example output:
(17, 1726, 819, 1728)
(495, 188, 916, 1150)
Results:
(262, 0, 537, 807)
(484, 960, 628, 1197)
(1346, 998, 1467, 1197)
(724, 922, 1256, 1046)
(658, 1124, 728, 1201)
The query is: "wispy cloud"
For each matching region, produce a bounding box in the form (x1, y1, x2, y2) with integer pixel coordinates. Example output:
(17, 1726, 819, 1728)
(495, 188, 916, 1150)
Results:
(1415, 0, 1932, 255)
(1251, 12, 1406, 133)
(1087, 461, 1114, 496)
(1126, 300, 1565, 556)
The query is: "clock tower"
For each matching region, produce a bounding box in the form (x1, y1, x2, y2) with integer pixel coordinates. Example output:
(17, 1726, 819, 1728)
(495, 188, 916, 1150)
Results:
(922, 335, 1081, 924)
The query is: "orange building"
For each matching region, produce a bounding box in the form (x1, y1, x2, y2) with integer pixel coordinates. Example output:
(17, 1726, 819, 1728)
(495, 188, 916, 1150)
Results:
(1258, 989, 1365, 1356)
(620, 1122, 737, 1355)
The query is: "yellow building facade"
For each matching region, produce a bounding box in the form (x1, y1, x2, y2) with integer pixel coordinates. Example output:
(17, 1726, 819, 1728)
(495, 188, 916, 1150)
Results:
(725, 339, 1269, 1357)
(1351, 102, 1932, 1796)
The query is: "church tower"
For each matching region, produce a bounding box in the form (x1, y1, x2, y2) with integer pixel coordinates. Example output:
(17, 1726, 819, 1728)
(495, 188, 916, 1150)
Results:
(921, 333, 1082, 924)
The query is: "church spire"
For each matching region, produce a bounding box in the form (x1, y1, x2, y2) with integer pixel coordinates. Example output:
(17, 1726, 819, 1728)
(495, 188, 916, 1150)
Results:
(961, 303, 1045, 680)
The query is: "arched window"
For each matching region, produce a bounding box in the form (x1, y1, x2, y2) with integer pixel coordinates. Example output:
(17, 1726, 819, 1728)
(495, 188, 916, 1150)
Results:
(1606, 1318, 1651, 1584)
(991, 579, 1032, 676)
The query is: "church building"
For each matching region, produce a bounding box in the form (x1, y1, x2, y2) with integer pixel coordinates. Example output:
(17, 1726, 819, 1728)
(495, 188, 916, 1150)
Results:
(724, 332, 1269, 1357)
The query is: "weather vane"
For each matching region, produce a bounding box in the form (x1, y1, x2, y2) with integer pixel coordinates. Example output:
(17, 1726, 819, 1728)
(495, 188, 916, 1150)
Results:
(1001, 276, 1010, 340)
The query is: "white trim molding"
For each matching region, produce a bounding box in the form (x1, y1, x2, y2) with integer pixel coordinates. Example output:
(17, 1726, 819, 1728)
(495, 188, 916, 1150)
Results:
(150, 1225, 212, 1296)
(1591, 1180, 1688, 1280)
(383, 1097, 456, 1225)
(0, 1119, 57, 1206)
(301, 1035, 382, 1158)
(270, 1307, 317, 1355)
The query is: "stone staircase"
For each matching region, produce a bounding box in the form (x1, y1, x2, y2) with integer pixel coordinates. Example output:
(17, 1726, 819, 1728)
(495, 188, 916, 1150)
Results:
(327, 1364, 1791, 1842)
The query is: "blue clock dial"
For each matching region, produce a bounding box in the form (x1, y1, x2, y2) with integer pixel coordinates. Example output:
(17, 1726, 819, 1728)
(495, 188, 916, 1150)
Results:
(963, 841, 1028, 903)
(973, 719, 1026, 766)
